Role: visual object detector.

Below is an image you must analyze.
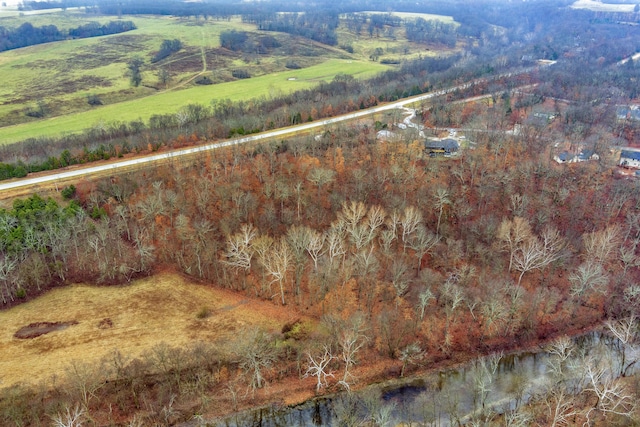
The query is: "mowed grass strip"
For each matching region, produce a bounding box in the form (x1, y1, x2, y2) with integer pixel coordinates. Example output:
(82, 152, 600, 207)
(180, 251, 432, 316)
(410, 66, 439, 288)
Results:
(0, 273, 301, 388)
(0, 58, 388, 143)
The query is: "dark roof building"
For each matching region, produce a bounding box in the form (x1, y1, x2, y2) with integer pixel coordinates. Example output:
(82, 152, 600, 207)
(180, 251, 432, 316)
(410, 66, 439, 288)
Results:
(424, 138, 459, 154)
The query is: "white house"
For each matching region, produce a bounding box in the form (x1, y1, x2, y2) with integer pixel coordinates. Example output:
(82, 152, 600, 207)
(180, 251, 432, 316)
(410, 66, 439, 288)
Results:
(620, 148, 640, 169)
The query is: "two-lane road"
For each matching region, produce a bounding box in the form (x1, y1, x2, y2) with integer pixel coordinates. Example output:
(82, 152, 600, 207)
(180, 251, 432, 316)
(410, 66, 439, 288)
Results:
(0, 64, 550, 194)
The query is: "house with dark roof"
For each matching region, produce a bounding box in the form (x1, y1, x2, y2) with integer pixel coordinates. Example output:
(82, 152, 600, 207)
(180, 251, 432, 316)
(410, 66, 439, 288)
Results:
(620, 148, 640, 169)
(424, 138, 459, 156)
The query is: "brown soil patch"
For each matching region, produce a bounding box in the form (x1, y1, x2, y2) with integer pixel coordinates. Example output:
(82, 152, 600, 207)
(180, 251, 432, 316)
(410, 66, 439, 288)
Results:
(14, 321, 78, 339)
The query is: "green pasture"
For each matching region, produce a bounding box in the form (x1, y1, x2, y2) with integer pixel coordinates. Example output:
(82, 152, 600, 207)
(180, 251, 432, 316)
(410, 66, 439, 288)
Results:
(0, 14, 296, 128)
(336, 12, 459, 62)
(0, 58, 388, 143)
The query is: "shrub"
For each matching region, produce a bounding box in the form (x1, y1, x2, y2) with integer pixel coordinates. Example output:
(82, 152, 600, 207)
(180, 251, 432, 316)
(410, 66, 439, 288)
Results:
(196, 306, 212, 319)
(61, 185, 76, 200)
(232, 69, 250, 79)
(194, 75, 213, 85)
(87, 94, 103, 106)
(339, 44, 354, 53)
(285, 60, 301, 69)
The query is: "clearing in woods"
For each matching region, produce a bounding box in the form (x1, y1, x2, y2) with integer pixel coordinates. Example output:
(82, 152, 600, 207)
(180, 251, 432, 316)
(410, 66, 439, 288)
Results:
(0, 272, 303, 388)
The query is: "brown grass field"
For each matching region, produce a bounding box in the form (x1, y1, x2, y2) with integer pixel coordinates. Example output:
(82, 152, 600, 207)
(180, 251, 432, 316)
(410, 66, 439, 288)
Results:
(0, 272, 302, 389)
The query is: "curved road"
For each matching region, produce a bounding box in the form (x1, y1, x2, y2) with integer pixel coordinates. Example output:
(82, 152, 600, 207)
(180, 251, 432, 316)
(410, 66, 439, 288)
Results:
(0, 65, 549, 193)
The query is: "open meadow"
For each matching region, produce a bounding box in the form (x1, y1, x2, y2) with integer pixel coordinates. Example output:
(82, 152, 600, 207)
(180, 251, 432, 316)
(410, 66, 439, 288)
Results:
(0, 272, 303, 388)
(0, 10, 459, 144)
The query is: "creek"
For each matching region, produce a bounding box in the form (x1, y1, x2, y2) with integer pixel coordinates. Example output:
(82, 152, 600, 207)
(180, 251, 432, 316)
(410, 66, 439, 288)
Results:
(212, 330, 639, 426)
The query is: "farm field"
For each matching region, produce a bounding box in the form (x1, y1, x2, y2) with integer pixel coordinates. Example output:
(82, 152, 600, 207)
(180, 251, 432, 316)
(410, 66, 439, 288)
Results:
(0, 58, 387, 144)
(0, 10, 459, 144)
(0, 272, 302, 388)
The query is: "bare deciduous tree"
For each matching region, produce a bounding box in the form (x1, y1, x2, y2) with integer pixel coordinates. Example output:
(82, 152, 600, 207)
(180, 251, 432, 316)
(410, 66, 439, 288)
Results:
(304, 345, 335, 392)
(407, 225, 439, 273)
(583, 356, 636, 422)
(399, 342, 423, 377)
(512, 226, 565, 285)
(433, 188, 451, 237)
(232, 328, 279, 391)
(222, 223, 257, 272)
(258, 236, 292, 305)
(497, 216, 533, 272)
(583, 225, 621, 265)
(568, 263, 608, 298)
(337, 313, 369, 391)
(605, 316, 638, 377)
(50, 403, 86, 427)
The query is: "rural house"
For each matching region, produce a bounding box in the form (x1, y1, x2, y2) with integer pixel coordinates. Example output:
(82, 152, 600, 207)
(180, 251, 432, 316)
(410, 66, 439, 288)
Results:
(424, 138, 459, 156)
(619, 147, 640, 169)
(554, 149, 599, 164)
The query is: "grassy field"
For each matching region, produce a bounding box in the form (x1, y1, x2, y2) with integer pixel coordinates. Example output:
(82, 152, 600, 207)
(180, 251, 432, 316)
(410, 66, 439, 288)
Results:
(0, 10, 458, 144)
(0, 13, 261, 127)
(0, 58, 387, 143)
(0, 11, 394, 142)
(0, 272, 302, 388)
(336, 12, 459, 66)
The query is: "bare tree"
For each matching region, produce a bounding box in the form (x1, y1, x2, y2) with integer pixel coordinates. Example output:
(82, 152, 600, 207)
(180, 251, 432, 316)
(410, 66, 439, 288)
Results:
(512, 226, 565, 285)
(65, 360, 105, 409)
(473, 352, 503, 412)
(232, 328, 280, 391)
(326, 224, 346, 267)
(433, 188, 451, 237)
(222, 223, 257, 272)
(546, 336, 575, 384)
(50, 403, 86, 427)
(399, 342, 423, 377)
(258, 236, 292, 305)
(416, 285, 434, 321)
(569, 263, 608, 298)
(583, 356, 636, 422)
(305, 228, 326, 271)
(497, 216, 533, 272)
(605, 316, 638, 377)
(337, 313, 369, 390)
(400, 206, 423, 250)
(407, 225, 439, 272)
(543, 387, 578, 427)
(583, 225, 621, 265)
(304, 345, 335, 392)
(307, 167, 336, 196)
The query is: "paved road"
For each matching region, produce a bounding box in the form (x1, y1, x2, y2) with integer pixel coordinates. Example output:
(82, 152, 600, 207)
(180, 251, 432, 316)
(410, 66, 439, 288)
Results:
(0, 65, 549, 193)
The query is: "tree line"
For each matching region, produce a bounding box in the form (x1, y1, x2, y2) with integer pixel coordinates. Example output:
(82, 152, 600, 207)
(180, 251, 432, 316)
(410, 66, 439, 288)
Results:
(0, 20, 136, 53)
(242, 12, 340, 46)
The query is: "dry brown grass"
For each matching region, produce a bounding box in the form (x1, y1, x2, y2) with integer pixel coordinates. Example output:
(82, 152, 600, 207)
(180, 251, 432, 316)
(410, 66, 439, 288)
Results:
(0, 272, 301, 389)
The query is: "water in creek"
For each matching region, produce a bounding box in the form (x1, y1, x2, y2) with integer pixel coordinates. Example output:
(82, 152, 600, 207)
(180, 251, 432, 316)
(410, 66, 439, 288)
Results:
(213, 331, 638, 426)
